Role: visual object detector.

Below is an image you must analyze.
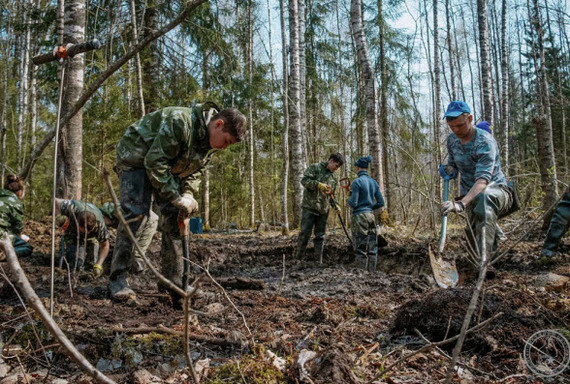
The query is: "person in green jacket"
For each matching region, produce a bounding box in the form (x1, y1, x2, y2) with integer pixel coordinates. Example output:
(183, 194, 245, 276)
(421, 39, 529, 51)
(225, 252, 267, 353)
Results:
(295, 153, 344, 261)
(55, 198, 110, 274)
(110, 102, 246, 305)
(98, 202, 158, 274)
(0, 175, 33, 258)
(540, 185, 570, 259)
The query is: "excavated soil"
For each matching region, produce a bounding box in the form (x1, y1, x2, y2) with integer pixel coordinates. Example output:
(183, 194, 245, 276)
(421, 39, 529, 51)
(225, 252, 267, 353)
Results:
(0, 218, 569, 383)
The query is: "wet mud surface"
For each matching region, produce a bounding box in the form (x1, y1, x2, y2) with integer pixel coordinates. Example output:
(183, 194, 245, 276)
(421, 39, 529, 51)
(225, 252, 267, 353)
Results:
(1, 218, 569, 383)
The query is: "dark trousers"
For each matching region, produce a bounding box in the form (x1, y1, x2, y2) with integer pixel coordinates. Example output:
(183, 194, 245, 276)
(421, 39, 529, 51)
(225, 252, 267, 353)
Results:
(542, 192, 570, 257)
(296, 209, 328, 260)
(110, 168, 187, 295)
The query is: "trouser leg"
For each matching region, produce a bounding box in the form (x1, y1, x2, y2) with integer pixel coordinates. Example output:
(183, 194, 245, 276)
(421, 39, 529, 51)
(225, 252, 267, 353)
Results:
(110, 169, 153, 295)
(367, 233, 378, 273)
(296, 210, 316, 259)
(352, 212, 375, 270)
(468, 183, 512, 259)
(542, 192, 570, 256)
(313, 213, 328, 261)
(12, 236, 33, 258)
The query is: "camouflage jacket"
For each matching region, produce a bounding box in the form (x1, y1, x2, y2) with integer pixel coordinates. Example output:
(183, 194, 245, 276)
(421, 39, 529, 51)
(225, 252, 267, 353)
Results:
(60, 200, 110, 244)
(0, 189, 23, 235)
(301, 162, 339, 215)
(116, 103, 220, 202)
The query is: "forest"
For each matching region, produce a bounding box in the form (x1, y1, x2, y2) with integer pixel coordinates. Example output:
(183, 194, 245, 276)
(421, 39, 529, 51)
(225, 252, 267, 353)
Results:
(0, 0, 569, 382)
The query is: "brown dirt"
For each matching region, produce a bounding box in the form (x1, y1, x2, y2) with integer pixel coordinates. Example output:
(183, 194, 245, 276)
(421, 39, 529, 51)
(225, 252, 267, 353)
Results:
(1, 217, 569, 383)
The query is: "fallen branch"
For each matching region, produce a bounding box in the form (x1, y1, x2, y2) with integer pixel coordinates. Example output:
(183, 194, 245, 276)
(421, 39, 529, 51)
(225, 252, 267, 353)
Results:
(0, 234, 116, 384)
(368, 311, 503, 382)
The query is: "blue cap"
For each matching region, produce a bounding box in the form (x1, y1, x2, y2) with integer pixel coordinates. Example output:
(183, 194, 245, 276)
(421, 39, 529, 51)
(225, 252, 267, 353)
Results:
(355, 155, 373, 168)
(476, 121, 492, 134)
(444, 101, 471, 118)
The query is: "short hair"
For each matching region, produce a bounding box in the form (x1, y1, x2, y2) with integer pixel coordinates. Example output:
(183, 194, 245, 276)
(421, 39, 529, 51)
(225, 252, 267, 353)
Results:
(329, 152, 344, 166)
(446, 112, 469, 123)
(5, 175, 25, 193)
(77, 211, 97, 232)
(215, 108, 247, 142)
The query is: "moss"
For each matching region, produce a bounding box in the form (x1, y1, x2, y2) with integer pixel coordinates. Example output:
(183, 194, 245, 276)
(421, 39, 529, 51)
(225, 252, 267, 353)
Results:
(11, 322, 51, 349)
(205, 354, 286, 384)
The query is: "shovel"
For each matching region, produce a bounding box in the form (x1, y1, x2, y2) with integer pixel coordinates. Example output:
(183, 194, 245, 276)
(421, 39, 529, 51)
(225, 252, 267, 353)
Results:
(327, 193, 354, 264)
(429, 165, 459, 289)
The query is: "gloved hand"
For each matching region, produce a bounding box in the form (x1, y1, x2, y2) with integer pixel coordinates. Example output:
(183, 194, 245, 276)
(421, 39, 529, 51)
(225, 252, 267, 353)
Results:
(380, 210, 391, 226)
(441, 200, 465, 215)
(334, 203, 341, 213)
(171, 193, 199, 215)
(317, 183, 332, 194)
(20, 234, 30, 242)
(91, 264, 103, 279)
(443, 165, 457, 177)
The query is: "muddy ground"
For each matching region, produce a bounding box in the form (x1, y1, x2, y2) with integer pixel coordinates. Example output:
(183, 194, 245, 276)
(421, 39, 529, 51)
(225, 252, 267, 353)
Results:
(0, 218, 569, 383)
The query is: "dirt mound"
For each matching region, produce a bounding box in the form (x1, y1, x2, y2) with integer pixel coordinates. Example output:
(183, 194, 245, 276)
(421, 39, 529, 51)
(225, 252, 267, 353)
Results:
(308, 344, 362, 384)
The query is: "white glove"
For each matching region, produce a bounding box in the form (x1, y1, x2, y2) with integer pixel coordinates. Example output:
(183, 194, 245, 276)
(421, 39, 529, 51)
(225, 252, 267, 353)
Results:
(21, 234, 30, 242)
(441, 201, 464, 215)
(171, 193, 199, 215)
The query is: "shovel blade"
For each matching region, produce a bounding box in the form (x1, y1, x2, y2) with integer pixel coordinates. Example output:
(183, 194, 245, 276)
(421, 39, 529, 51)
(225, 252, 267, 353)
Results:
(429, 246, 458, 289)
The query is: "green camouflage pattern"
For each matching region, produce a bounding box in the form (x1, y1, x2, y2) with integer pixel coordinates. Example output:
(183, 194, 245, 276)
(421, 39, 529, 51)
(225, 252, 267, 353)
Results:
(115, 103, 219, 202)
(60, 199, 109, 244)
(542, 191, 570, 257)
(0, 189, 23, 235)
(301, 162, 339, 214)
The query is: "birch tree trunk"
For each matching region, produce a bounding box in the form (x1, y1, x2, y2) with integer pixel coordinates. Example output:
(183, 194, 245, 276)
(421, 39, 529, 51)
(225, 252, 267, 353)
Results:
(17, 0, 31, 168)
(477, 0, 494, 125)
(298, 0, 307, 166)
(499, 0, 509, 171)
(289, 0, 305, 228)
(445, 0, 456, 100)
(247, 0, 255, 228)
(280, 0, 290, 235)
(531, 0, 559, 219)
(350, 0, 382, 186)
(433, 0, 442, 175)
(58, 0, 86, 199)
(202, 168, 210, 230)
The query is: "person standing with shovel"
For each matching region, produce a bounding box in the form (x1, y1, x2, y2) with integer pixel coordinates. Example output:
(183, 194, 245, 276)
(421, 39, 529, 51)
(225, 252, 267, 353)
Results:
(295, 153, 344, 262)
(346, 156, 385, 273)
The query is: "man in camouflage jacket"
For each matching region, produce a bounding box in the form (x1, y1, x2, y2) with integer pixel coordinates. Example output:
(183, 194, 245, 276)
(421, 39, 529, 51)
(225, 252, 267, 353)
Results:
(110, 102, 246, 304)
(295, 153, 344, 261)
(55, 198, 110, 273)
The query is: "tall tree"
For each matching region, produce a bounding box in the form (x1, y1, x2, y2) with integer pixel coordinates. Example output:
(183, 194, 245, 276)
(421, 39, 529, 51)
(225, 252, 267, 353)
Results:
(477, 0, 494, 125)
(280, 0, 290, 235)
(289, 0, 305, 227)
(58, 0, 86, 199)
(499, 0, 509, 171)
(350, 0, 382, 186)
(378, 0, 390, 209)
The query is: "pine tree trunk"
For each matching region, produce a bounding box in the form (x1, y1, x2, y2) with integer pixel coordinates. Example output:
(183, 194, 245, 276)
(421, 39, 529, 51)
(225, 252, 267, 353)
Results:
(289, 0, 305, 228)
(248, 0, 255, 228)
(433, 0, 442, 168)
(142, 2, 159, 113)
(445, 0, 456, 100)
(477, 0, 494, 125)
(350, 0, 382, 186)
(58, 0, 86, 199)
(280, 0, 290, 235)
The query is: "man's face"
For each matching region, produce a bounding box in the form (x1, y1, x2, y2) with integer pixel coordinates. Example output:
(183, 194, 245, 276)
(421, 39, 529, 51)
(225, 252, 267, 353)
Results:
(327, 160, 341, 173)
(209, 119, 237, 149)
(447, 114, 473, 139)
(78, 225, 89, 234)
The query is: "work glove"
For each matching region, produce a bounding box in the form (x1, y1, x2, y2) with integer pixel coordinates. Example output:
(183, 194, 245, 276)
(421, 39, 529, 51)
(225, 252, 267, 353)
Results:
(20, 234, 30, 242)
(317, 182, 332, 195)
(91, 264, 104, 279)
(334, 203, 341, 213)
(441, 200, 465, 215)
(442, 165, 457, 177)
(171, 193, 199, 215)
(380, 210, 391, 226)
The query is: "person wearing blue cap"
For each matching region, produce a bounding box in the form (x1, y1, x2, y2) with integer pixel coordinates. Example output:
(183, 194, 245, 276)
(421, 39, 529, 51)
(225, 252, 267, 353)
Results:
(440, 101, 513, 257)
(347, 156, 385, 272)
(295, 152, 344, 262)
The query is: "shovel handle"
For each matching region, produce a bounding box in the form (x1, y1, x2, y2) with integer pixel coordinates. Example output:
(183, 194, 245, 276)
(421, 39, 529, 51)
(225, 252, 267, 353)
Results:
(438, 179, 450, 253)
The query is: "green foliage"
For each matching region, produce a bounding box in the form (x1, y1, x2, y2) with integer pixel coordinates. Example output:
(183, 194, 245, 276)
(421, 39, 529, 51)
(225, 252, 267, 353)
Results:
(205, 354, 286, 384)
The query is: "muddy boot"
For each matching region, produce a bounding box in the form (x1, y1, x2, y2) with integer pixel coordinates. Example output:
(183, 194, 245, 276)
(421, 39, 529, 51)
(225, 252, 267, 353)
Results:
(132, 256, 147, 274)
(314, 240, 324, 263)
(366, 234, 378, 273)
(110, 272, 136, 301)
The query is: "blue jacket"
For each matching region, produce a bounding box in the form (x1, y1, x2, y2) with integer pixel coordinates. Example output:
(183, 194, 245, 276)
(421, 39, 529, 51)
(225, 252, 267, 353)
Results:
(347, 170, 384, 216)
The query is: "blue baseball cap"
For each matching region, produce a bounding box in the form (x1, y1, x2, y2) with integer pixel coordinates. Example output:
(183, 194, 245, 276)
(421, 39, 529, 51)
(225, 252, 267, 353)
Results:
(475, 121, 492, 134)
(444, 101, 471, 118)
